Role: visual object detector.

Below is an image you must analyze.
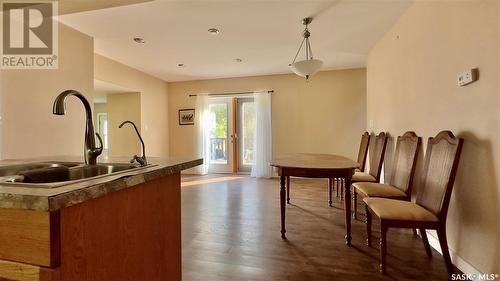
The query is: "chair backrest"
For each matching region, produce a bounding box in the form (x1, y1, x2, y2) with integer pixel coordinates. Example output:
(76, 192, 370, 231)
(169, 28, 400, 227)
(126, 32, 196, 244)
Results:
(388, 132, 422, 197)
(368, 132, 388, 181)
(416, 131, 463, 219)
(357, 132, 371, 172)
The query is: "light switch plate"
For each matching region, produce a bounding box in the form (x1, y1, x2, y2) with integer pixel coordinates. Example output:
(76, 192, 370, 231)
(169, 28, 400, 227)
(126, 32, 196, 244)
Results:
(457, 68, 479, 87)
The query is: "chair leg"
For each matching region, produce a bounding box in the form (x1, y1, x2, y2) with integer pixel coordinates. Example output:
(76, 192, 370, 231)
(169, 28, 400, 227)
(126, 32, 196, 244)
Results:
(336, 178, 339, 197)
(353, 191, 358, 220)
(437, 227, 454, 277)
(380, 223, 388, 274)
(286, 176, 290, 204)
(366, 204, 372, 246)
(420, 228, 432, 257)
(340, 179, 344, 201)
(413, 228, 418, 236)
(328, 178, 333, 206)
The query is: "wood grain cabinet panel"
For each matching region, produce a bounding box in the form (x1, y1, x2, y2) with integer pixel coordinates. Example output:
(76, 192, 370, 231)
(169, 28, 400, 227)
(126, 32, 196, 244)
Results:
(0, 209, 60, 267)
(58, 173, 181, 281)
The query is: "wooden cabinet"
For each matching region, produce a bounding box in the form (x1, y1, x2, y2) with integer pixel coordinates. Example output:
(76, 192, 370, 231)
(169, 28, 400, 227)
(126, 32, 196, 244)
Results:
(0, 173, 182, 281)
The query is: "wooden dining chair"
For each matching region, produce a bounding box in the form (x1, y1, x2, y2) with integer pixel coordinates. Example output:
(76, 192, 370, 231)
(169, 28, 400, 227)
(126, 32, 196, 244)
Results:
(356, 131, 371, 172)
(329, 132, 371, 205)
(349, 132, 388, 213)
(364, 131, 463, 276)
(352, 132, 421, 219)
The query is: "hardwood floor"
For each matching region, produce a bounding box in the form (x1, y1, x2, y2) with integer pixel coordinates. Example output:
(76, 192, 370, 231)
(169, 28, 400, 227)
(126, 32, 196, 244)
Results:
(181, 175, 453, 281)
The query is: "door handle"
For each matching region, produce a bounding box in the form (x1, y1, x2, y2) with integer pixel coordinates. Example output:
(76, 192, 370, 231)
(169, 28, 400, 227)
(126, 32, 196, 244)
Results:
(230, 134, 238, 143)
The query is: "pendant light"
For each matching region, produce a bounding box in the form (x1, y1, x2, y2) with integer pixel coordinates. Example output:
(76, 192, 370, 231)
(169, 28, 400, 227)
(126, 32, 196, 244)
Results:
(289, 17, 323, 80)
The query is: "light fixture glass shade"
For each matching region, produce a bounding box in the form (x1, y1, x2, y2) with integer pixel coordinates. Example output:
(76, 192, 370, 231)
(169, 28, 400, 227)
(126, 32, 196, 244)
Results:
(290, 59, 323, 78)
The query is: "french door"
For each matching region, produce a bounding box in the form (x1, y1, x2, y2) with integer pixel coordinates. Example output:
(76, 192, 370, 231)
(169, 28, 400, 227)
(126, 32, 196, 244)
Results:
(206, 97, 255, 174)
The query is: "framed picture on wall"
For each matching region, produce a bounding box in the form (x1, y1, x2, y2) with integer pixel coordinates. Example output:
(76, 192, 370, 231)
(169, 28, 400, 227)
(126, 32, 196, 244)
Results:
(178, 109, 195, 125)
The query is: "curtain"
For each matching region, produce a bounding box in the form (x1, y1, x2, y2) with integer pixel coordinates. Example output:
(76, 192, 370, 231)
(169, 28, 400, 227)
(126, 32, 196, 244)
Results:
(251, 91, 273, 178)
(194, 95, 211, 175)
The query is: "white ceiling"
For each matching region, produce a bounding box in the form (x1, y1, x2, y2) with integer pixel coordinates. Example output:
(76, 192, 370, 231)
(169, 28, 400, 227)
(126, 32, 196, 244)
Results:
(59, 0, 152, 15)
(94, 79, 137, 103)
(59, 0, 412, 82)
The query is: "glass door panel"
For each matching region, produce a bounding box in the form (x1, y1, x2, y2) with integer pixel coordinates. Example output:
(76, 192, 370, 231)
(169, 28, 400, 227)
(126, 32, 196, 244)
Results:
(237, 98, 255, 173)
(208, 98, 233, 173)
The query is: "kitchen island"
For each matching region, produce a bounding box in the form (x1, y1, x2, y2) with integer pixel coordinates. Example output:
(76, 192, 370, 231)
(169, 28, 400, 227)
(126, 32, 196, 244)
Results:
(0, 156, 202, 281)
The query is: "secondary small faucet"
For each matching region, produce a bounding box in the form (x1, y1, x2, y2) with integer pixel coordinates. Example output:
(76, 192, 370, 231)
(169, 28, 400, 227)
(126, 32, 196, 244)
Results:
(53, 90, 103, 165)
(118, 120, 147, 166)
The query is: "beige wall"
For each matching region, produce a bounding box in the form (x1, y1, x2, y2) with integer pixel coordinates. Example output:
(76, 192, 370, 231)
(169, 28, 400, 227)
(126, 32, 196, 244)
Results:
(367, 0, 500, 274)
(107, 92, 141, 157)
(168, 69, 367, 165)
(0, 24, 94, 159)
(94, 54, 169, 157)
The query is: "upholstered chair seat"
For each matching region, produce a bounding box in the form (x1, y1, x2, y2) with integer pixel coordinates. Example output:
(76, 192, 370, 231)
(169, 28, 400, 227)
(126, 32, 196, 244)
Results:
(364, 198, 438, 222)
(351, 172, 377, 182)
(353, 182, 406, 198)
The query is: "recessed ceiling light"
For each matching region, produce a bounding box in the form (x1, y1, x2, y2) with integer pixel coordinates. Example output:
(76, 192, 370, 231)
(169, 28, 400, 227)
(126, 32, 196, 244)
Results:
(133, 37, 145, 43)
(178, 63, 185, 67)
(235, 58, 243, 62)
(208, 28, 220, 35)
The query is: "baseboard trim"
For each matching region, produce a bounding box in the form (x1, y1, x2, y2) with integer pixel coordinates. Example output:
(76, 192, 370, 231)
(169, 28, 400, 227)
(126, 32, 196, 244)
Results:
(425, 231, 482, 275)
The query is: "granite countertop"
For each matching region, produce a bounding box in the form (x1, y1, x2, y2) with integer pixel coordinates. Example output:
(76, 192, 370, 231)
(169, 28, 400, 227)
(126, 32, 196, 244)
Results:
(0, 156, 202, 211)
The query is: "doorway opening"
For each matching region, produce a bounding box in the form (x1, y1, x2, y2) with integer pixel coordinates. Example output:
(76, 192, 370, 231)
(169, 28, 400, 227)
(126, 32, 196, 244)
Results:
(207, 97, 255, 174)
(96, 112, 109, 151)
(93, 79, 141, 158)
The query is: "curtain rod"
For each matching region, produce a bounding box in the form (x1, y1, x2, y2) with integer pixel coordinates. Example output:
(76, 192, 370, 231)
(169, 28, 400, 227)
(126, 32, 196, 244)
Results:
(188, 90, 274, 97)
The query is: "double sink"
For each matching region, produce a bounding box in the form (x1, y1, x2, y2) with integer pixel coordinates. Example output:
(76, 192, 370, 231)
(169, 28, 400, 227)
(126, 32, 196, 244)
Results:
(0, 162, 152, 188)
(0, 91, 152, 189)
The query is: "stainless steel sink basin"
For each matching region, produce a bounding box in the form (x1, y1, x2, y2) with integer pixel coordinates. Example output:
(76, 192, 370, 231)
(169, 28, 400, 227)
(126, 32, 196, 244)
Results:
(68, 163, 143, 181)
(0, 162, 80, 177)
(0, 162, 153, 188)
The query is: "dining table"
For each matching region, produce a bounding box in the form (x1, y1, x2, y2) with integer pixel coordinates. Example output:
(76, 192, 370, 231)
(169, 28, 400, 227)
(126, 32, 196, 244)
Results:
(270, 153, 359, 245)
